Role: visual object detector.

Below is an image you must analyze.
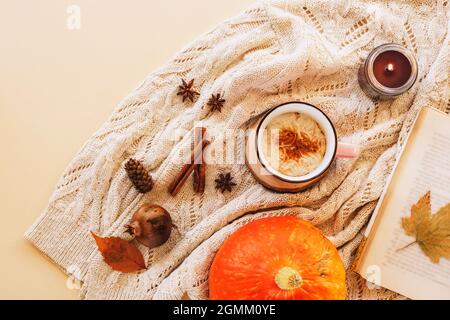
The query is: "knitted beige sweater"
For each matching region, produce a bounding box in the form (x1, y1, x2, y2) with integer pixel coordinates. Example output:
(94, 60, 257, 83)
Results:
(26, 0, 450, 300)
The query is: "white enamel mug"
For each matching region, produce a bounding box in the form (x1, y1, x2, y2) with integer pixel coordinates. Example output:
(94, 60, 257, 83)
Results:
(256, 102, 358, 184)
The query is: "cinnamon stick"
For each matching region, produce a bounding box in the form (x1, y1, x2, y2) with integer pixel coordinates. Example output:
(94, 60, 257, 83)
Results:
(193, 127, 206, 193)
(193, 159, 206, 193)
(168, 139, 209, 196)
(193, 127, 206, 164)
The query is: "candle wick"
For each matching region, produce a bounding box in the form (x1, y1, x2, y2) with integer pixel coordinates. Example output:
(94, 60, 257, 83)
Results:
(386, 63, 394, 72)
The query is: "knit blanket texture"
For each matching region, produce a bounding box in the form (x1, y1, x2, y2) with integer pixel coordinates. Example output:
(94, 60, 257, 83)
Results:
(26, 0, 450, 299)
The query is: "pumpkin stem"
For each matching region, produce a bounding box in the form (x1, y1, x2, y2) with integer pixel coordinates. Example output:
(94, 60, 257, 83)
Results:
(275, 267, 302, 290)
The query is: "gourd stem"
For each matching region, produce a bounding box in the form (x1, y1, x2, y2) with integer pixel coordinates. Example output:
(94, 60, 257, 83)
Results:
(275, 267, 302, 290)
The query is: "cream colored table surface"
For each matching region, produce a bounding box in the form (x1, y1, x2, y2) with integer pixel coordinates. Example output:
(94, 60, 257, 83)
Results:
(0, 0, 253, 299)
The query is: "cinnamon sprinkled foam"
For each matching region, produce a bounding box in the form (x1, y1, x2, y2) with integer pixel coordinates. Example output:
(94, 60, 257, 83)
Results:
(262, 112, 326, 177)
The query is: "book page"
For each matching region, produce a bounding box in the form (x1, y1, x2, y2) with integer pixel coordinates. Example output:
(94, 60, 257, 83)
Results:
(356, 107, 450, 300)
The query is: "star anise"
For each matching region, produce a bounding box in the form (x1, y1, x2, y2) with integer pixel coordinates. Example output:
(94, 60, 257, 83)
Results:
(207, 93, 225, 112)
(177, 78, 200, 103)
(214, 172, 236, 193)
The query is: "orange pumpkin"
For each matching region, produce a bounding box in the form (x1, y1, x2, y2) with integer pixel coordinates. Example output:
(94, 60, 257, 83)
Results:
(209, 216, 346, 300)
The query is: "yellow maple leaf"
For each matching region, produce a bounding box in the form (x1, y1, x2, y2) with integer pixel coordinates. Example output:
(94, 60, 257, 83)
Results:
(400, 191, 450, 263)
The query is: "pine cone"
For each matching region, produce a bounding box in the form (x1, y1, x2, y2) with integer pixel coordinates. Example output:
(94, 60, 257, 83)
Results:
(125, 159, 154, 193)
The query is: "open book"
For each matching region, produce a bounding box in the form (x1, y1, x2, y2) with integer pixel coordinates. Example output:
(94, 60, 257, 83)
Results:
(352, 106, 450, 300)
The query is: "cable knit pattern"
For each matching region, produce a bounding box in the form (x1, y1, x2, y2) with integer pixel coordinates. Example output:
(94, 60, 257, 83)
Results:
(25, 0, 449, 300)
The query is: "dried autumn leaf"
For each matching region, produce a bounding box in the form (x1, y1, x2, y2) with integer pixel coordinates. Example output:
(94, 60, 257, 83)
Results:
(91, 232, 146, 273)
(400, 191, 450, 263)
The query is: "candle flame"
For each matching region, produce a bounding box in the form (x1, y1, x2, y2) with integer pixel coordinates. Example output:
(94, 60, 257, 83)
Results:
(386, 63, 394, 72)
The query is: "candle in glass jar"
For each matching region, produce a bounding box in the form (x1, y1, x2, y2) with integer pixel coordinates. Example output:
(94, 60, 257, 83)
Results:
(358, 44, 418, 98)
(373, 50, 412, 88)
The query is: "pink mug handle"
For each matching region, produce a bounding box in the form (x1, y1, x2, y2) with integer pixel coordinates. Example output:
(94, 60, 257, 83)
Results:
(336, 142, 359, 158)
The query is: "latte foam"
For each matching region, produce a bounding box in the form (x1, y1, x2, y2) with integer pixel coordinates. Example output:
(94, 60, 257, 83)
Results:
(262, 112, 326, 177)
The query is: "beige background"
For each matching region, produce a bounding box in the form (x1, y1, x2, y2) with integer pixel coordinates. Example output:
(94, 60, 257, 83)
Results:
(0, 0, 253, 299)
